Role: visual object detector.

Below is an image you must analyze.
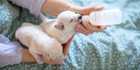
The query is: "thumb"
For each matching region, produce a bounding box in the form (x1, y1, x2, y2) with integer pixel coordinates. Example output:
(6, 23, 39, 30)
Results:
(81, 5, 104, 15)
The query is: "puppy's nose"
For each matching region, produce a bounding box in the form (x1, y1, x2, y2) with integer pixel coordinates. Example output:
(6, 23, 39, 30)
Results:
(78, 15, 82, 20)
(78, 15, 83, 24)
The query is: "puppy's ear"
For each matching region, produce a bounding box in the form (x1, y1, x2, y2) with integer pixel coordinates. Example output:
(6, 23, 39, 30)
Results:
(55, 23, 64, 30)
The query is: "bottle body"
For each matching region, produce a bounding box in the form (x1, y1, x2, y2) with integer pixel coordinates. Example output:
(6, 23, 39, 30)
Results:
(89, 9, 122, 25)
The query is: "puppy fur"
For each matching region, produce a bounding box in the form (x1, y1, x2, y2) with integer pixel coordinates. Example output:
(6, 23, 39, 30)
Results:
(15, 11, 81, 64)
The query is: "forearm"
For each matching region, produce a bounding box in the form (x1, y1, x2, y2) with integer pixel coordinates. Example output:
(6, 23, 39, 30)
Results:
(42, 0, 82, 16)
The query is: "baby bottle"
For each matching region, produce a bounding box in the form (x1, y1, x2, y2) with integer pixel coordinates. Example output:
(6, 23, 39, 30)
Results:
(89, 9, 122, 26)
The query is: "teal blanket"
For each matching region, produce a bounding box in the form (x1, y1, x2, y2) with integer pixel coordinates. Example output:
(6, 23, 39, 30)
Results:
(0, 0, 140, 70)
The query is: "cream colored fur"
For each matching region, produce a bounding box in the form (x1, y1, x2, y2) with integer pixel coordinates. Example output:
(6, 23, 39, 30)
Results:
(15, 11, 81, 64)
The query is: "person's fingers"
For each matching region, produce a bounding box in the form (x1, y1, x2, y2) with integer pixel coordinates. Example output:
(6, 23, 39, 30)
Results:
(92, 25, 107, 32)
(81, 16, 107, 32)
(81, 16, 94, 31)
(76, 23, 107, 35)
(91, 5, 104, 11)
(96, 25, 107, 31)
(76, 23, 95, 35)
(75, 24, 90, 34)
(80, 5, 104, 15)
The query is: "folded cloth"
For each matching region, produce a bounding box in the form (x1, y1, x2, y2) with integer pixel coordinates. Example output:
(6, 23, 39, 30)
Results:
(0, 35, 22, 66)
(9, 0, 45, 17)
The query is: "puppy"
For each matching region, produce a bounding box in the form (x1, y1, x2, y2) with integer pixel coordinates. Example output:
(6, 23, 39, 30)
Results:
(15, 11, 81, 64)
(40, 11, 81, 44)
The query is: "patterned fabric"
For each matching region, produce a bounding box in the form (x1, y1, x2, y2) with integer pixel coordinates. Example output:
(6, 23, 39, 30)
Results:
(0, 0, 140, 70)
(0, 0, 18, 35)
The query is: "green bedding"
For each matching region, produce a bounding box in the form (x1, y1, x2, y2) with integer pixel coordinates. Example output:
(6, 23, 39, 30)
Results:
(0, 0, 140, 70)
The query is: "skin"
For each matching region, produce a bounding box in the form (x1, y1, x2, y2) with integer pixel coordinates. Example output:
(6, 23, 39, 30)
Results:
(21, 0, 106, 64)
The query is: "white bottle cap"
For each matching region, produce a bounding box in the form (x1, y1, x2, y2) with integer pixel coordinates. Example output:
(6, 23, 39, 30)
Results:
(89, 9, 122, 25)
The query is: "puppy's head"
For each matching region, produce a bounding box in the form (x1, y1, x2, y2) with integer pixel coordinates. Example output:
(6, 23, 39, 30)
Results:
(55, 11, 82, 31)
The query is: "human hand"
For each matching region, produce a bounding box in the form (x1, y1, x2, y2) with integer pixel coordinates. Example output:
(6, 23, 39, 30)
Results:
(75, 16, 107, 35)
(80, 5, 104, 15)
(75, 5, 107, 35)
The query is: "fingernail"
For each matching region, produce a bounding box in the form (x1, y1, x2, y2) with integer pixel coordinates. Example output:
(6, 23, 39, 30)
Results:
(97, 26, 101, 28)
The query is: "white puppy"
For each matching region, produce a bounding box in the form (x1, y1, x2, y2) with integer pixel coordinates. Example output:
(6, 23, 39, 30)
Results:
(40, 11, 81, 44)
(15, 11, 81, 64)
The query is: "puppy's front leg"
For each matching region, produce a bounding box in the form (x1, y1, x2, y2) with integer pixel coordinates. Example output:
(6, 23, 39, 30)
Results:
(29, 48, 44, 64)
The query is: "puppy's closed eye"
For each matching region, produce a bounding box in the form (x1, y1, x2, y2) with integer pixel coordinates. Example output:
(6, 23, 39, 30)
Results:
(55, 22, 64, 30)
(70, 19, 74, 23)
